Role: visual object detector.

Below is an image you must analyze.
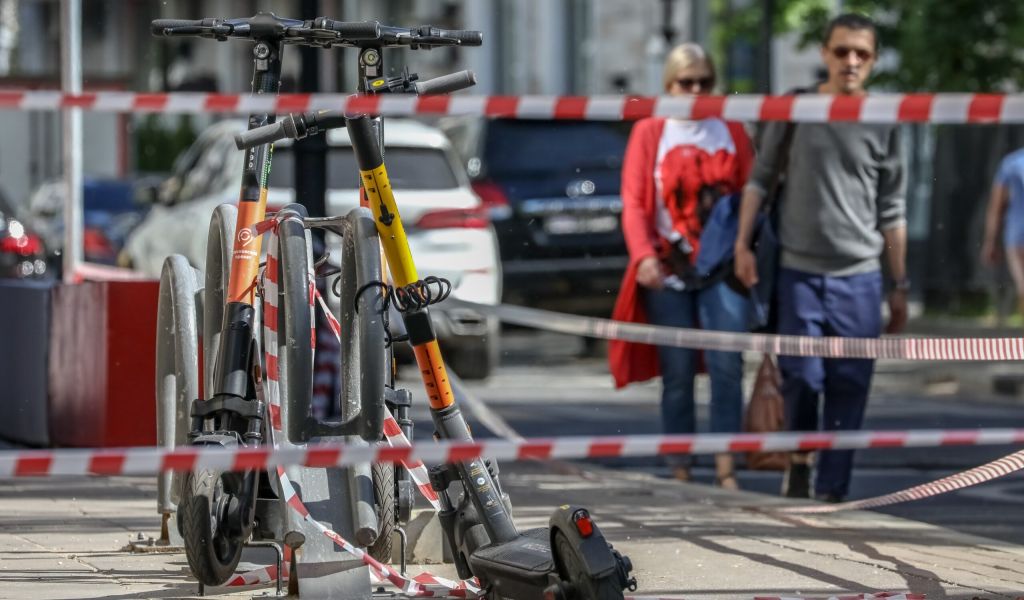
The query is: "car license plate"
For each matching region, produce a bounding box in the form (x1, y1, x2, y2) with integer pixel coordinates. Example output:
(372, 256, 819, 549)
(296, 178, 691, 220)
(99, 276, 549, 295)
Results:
(543, 215, 618, 235)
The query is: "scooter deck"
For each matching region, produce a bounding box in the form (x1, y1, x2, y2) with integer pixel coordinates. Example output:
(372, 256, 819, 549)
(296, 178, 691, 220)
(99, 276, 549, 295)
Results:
(469, 527, 556, 600)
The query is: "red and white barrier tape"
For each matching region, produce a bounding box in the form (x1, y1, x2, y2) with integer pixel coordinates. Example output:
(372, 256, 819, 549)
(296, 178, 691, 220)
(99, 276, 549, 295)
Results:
(452, 300, 1024, 362)
(3, 90, 1024, 123)
(780, 447, 1024, 514)
(6, 428, 1024, 479)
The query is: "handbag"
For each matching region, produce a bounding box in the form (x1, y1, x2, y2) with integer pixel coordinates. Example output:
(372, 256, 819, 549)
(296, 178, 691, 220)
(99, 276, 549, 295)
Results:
(743, 353, 788, 471)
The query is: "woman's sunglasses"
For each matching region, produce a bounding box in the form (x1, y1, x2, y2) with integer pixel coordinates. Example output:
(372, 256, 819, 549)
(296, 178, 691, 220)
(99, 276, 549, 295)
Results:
(676, 76, 715, 90)
(830, 46, 874, 61)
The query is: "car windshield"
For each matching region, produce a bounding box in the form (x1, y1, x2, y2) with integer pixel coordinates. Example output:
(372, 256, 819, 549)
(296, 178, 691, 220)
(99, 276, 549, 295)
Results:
(483, 120, 631, 177)
(268, 146, 459, 190)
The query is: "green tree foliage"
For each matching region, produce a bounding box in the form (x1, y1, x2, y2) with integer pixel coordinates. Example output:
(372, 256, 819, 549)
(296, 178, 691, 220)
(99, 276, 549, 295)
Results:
(712, 0, 1024, 92)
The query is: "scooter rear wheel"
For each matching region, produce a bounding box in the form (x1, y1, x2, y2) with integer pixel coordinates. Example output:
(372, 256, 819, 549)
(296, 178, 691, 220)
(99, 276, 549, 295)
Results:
(180, 468, 245, 586)
(368, 461, 396, 562)
(553, 530, 624, 600)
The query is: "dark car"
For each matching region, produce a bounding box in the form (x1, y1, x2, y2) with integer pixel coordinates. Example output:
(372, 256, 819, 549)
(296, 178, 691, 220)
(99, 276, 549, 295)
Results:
(440, 118, 632, 316)
(0, 188, 48, 279)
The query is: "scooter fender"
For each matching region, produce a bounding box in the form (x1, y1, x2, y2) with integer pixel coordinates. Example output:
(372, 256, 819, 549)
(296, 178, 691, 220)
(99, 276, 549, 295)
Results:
(548, 505, 618, 579)
(191, 433, 239, 448)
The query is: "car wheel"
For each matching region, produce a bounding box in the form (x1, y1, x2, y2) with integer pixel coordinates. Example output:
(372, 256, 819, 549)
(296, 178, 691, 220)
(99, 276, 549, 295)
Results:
(447, 319, 500, 380)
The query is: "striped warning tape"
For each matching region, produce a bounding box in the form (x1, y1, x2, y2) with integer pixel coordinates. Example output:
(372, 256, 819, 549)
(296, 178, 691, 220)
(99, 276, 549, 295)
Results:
(781, 447, 1024, 514)
(3, 90, 1024, 123)
(4, 428, 1024, 478)
(449, 299, 1024, 361)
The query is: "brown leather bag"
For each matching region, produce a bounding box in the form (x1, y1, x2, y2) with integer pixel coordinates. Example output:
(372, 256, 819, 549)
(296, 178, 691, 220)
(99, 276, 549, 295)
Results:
(743, 354, 788, 470)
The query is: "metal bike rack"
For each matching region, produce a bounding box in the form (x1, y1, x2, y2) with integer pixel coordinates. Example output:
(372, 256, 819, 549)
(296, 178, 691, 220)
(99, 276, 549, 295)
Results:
(271, 206, 388, 599)
(155, 254, 202, 547)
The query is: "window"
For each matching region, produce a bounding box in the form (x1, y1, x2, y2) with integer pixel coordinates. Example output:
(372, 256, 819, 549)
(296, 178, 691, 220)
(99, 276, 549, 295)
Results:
(268, 146, 459, 190)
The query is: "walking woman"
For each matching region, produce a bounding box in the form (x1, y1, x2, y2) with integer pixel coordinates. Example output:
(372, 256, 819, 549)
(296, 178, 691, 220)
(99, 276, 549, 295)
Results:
(609, 43, 753, 488)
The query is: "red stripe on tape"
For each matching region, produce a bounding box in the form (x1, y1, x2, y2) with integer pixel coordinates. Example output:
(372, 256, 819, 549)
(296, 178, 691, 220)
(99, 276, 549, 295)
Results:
(622, 96, 657, 120)
(553, 97, 589, 119)
(276, 94, 312, 112)
(62, 93, 96, 108)
(15, 455, 53, 476)
(868, 433, 909, 448)
(898, 94, 933, 122)
(263, 304, 278, 331)
(798, 433, 838, 451)
(0, 91, 24, 107)
(968, 94, 1004, 122)
(345, 95, 381, 115)
(161, 449, 198, 473)
(88, 453, 126, 475)
(485, 96, 519, 117)
(759, 95, 796, 121)
(305, 447, 342, 467)
(268, 404, 282, 432)
(517, 442, 554, 460)
(232, 448, 270, 471)
(204, 94, 240, 112)
(376, 446, 412, 464)
(133, 93, 169, 111)
(446, 444, 484, 463)
(588, 440, 625, 458)
(266, 354, 279, 381)
(658, 440, 694, 455)
(941, 430, 980, 445)
(383, 418, 403, 437)
(417, 95, 451, 115)
(691, 96, 725, 120)
(829, 95, 863, 121)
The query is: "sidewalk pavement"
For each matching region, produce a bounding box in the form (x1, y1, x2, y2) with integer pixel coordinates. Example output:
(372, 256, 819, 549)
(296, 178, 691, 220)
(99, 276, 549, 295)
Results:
(1, 461, 1022, 599)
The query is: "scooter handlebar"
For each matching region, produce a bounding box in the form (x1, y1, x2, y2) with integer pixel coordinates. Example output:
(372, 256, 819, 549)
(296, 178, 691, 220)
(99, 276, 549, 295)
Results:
(414, 70, 477, 95)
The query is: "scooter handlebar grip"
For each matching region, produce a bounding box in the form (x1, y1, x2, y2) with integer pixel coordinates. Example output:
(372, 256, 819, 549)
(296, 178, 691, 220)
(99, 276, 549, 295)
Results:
(151, 19, 207, 36)
(234, 121, 287, 150)
(437, 29, 483, 46)
(414, 70, 477, 95)
(324, 19, 381, 39)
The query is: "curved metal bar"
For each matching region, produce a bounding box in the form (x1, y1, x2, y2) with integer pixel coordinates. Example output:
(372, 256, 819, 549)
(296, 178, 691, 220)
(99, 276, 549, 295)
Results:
(204, 203, 236, 396)
(155, 254, 201, 514)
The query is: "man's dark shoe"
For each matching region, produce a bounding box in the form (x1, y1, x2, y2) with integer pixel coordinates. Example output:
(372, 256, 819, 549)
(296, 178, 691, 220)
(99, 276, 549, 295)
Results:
(816, 493, 844, 504)
(781, 462, 811, 498)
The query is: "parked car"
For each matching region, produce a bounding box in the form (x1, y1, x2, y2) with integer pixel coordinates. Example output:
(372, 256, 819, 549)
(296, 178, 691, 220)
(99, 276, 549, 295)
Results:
(0, 187, 48, 279)
(25, 176, 154, 270)
(439, 117, 632, 317)
(122, 118, 502, 379)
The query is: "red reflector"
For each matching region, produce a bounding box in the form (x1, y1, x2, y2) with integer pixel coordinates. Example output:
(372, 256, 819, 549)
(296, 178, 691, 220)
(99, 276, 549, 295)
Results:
(572, 509, 594, 538)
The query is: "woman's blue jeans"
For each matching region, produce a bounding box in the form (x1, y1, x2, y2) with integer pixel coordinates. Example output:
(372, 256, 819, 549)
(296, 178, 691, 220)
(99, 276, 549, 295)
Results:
(643, 281, 749, 466)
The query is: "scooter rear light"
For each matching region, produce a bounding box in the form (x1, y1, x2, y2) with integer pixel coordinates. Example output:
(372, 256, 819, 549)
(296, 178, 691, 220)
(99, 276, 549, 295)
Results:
(572, 508, 594, 538)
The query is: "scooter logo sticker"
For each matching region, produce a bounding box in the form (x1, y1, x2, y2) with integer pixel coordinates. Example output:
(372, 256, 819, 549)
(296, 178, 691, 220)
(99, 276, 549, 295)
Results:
(237, 226, 255, 247)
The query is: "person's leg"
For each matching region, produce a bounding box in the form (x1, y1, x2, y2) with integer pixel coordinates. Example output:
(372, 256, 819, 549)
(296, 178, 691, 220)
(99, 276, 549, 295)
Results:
(643, 287, 698, 479)
(817, 270, 883, 500)
(1005, 246, 1024, 317)
(776, 268, 826, 497)
(698, 281, 748, 488)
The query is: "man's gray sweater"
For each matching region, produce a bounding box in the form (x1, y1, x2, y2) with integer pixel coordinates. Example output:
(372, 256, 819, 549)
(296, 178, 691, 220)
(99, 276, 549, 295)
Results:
(744, 121, 907, 276)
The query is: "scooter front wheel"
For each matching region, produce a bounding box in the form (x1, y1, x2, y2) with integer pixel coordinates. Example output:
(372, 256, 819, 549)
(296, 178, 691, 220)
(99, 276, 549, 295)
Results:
(180, 468, 245, 586)
(553, 530, 624, 600)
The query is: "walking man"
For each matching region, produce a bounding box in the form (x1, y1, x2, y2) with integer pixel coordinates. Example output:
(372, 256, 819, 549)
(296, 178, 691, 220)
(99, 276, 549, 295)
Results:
(733, 13, 908, 502)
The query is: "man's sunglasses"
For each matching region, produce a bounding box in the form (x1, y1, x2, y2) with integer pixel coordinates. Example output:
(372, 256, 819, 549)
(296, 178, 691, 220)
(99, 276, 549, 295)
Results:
(676, 76, 715, 90)
(830, 46, 874, 61)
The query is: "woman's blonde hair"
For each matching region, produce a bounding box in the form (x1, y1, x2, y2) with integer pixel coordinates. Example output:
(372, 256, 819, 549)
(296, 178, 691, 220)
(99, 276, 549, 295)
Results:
(662, 42, 716, 92)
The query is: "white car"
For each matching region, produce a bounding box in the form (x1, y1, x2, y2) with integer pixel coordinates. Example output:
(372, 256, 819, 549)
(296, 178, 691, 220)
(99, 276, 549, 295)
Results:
(123, 118, 502, 379)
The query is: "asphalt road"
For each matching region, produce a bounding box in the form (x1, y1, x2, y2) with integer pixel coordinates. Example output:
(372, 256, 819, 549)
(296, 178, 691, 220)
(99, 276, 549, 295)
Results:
(400, 329, 1024, 546)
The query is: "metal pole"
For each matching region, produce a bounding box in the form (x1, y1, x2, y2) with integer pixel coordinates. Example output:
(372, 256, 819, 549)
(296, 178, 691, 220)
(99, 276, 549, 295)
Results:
(60, 0, 83, 282)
